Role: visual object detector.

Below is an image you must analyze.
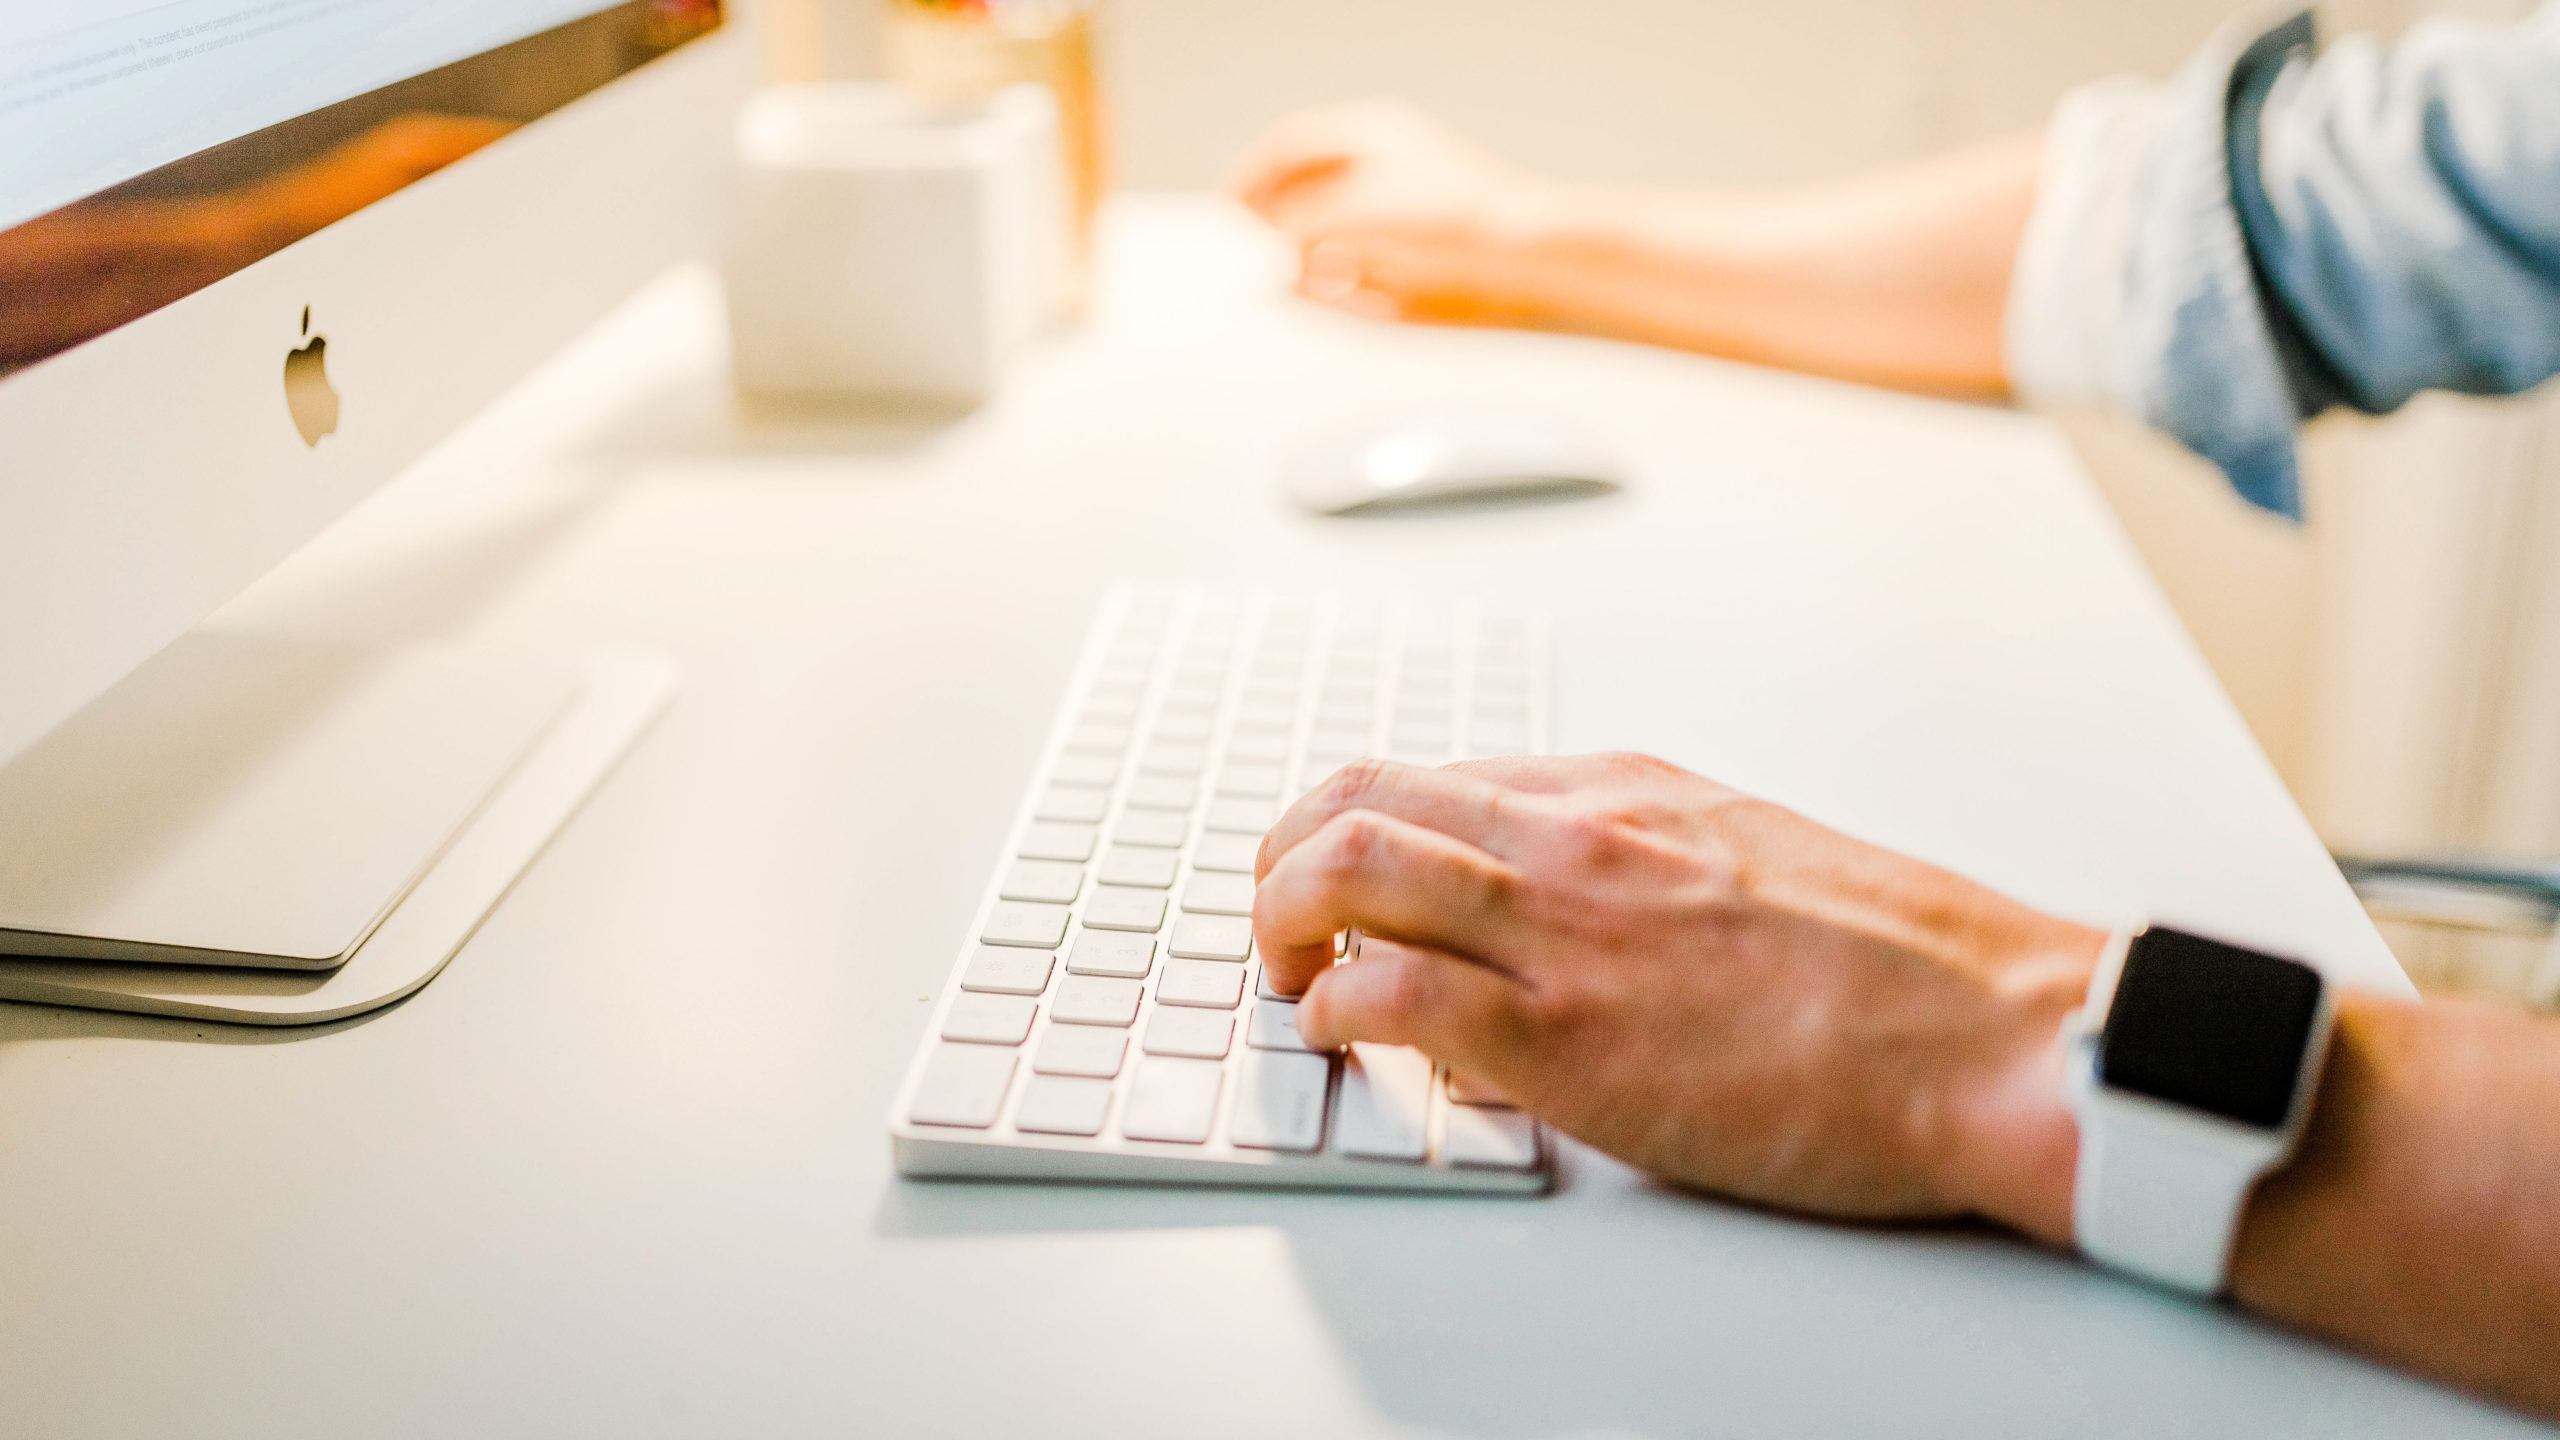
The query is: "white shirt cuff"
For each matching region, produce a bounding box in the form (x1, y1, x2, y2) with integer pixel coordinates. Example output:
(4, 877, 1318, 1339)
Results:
(2003, 76, 2173, 411)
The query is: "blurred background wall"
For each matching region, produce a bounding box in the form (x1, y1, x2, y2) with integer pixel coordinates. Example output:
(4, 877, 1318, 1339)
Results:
(778, 0, 2560, 998)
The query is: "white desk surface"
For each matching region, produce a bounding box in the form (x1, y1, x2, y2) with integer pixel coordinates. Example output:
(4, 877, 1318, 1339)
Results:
(1, 198, 2535, 1439)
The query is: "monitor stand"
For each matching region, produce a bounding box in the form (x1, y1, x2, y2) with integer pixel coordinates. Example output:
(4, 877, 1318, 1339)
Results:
(0, 630, 674, 1024)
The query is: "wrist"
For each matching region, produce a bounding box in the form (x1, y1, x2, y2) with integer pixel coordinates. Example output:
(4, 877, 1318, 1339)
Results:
(1938, 922, 2105, 1247)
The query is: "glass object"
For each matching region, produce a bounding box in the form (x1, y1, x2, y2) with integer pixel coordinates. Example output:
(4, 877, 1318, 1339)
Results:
(883, 0, 1106, 318)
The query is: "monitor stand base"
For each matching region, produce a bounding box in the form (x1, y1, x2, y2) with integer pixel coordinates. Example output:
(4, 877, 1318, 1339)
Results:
(0, 645, 675, 1025)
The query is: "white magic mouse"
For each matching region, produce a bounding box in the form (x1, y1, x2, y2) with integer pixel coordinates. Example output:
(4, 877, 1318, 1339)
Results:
(1281, 404, 1625, 515)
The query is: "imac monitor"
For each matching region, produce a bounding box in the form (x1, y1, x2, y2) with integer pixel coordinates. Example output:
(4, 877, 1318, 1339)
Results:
(0, 0, 750, 767)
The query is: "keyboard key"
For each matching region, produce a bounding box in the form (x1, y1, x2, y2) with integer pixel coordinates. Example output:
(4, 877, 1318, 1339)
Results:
(1000, 859, 1084, 905)
(1217, 765, 1284, 798)
(1180, 872, 1256, 916)
(1203, 799, 1276, 833)
(1443, 1105, 1540, 1170)
(1309, 723, 1372, 753)
(1254, 962, 1298, 1000)
(1149, 712, 1212, 742)
(1066, 722, 1131, 754)
(1446, 1070, 1516, 1107)
(1114, 811, 1189, 848)
(1050, 754, 1121, 787)
(1156, 958, 1245, 1009)
(1192, 832, 1261, 873)
(960, 945, 1054, 996)
(1223, 733, 1289, 763)
(1247, 998, 1318, 1050)
(1050, 975, 1143, 1026)
(1018, 821, 1098, 862)
(1142, 1008, 1234, 1059)
(1232, 706, 1295, 734)
(1068, 929, 1155, 978)
(1097, 846, 1179, 889)
(1301, 750, 1368, 779)
(1389, 722, 1451, 750)
(1121, 1058, 1224, 1143)
(1125, 777, 1199, 811)
(1013, 1075, 1114, 1136)
(1083, 886, 1168, 932)
(982, 901, 1070, 949)
(1139, 744, 1207, 776)
(1168, 914, 1253, 961)
(1229, 1051, 1331, 1151)
(1033, 1024, 1127, 1078)
(1088, 676, 1145, 702)
(1334, 1043, 1432, 1160)
(908, 1044, 1018, 1128)
(942, 992, 1038, 1045)
(1034, 785, 1109, 823)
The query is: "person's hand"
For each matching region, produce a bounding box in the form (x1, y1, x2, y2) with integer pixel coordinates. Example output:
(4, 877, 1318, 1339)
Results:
(1253, 754, 2103, 1242)
(1227, 100, 1566, 325)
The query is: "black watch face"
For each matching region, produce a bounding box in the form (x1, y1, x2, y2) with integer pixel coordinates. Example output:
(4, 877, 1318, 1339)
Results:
(2097, 927, 2325, 1129)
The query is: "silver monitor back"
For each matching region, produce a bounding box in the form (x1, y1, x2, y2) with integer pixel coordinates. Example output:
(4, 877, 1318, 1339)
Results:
(0, 4, 754, 765)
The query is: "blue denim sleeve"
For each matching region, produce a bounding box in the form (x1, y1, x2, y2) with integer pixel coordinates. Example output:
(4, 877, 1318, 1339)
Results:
(2139, 4, 2560, 518)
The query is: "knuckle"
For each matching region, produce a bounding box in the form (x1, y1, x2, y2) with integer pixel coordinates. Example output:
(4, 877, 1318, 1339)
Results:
(1315, 810, 1387, 877)
(1324, 756, 1395, 809)
(1555, 805, 1636, 864)
(1595, 749, 1677, 782)
(1376, 955, 1435, 1027)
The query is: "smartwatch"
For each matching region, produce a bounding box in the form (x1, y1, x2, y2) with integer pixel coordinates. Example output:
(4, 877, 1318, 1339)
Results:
(2061, 924, 2336, 1295)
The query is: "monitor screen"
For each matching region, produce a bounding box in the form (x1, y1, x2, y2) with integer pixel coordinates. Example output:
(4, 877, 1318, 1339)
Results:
(0, 0, 722, 375)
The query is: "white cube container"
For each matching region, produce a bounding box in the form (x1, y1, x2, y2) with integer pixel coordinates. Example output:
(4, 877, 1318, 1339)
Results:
(725, 83, 1058, 403)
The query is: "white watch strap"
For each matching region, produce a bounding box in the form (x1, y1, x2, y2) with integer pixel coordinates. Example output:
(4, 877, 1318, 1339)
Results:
(2072, 1091, 2269, 1295)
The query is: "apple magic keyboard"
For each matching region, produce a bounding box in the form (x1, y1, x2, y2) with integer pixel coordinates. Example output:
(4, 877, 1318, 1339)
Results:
(889, 583, 1553, 1194)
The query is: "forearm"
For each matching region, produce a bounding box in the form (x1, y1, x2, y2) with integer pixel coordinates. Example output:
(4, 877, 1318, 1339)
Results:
(2229, 994, 2560, 1416)
(1506, 133, 2042, 394)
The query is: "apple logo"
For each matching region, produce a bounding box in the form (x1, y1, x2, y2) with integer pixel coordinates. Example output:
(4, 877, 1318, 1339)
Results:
(283, 305, 338, 447)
